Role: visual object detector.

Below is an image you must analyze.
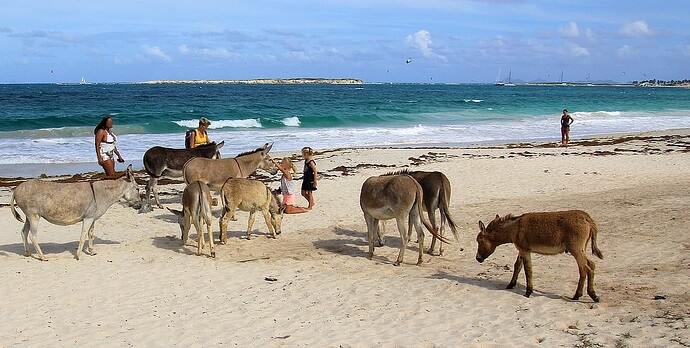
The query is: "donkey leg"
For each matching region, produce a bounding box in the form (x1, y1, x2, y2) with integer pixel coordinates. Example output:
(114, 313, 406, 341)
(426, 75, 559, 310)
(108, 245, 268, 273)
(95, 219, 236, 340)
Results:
(571, 251, 589, 301)
(393, 217, 408, 266)
(376, 220, 385, 247)
(413, 216, 425, 266)
(193, 219, 205, 256)
(218, 208, 231, 245)
(246, 211, 257, 240)
(20, 221, 31, 257)
(148, 177, 164, 209)
(586, 258, 599, 302)
(427, 209, 439, 255)
(507, 254, 523, 289)
(85, 220, 97, 256)
(364, 214, 378, 260)
(260, 210, 276, 238)
(206, 221, 215, 258)
(521, 252, 534, 298)
(26, 215, 47, 261)
(76, 221, 90, 260)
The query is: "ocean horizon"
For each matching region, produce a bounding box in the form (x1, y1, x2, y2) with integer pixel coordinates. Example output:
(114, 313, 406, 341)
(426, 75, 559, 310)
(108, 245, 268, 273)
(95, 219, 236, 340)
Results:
(2, 82, 690, 177)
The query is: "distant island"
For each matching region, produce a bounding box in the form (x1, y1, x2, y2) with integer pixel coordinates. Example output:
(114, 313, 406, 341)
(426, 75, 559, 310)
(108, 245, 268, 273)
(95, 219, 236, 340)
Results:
(139, 78, 364, 85)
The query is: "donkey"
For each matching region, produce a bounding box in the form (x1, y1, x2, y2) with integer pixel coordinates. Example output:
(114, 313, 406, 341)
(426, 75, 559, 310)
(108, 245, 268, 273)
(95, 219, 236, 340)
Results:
(406, 170, 459, 255)
(167, 181, 215, 258)
(360, 172, 447, 266)
(10, 165, 140, 261)
(476, 210, 604, 302)
(183, 143, 277, 193)
(143, 141, 224, 208)
(218, 178, 285, 243)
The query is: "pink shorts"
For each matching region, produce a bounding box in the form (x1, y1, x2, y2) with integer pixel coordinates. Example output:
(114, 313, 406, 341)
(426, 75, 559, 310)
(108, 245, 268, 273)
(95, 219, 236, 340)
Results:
(283, 193, 296, 206)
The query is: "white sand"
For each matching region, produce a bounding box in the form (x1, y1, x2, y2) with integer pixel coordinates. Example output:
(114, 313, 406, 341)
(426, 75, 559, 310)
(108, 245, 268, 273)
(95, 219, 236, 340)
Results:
(1, 131, 689, 347)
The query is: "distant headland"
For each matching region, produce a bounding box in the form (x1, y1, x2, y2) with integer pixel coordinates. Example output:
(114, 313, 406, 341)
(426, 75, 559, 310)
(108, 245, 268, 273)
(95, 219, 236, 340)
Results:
(138, 78, 364, 85)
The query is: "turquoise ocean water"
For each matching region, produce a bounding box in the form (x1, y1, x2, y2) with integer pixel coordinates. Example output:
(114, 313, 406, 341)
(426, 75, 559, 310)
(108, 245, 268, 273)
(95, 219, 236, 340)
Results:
(1, 83, 689, 175)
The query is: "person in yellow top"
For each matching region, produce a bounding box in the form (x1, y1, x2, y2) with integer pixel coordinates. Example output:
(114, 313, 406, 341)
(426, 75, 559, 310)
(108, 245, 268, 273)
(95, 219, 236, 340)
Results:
(191, 117, 211, 148)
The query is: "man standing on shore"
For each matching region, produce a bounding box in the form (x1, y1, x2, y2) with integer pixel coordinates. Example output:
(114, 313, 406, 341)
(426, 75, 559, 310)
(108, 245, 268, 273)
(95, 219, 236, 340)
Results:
(560, 109, 574, 146)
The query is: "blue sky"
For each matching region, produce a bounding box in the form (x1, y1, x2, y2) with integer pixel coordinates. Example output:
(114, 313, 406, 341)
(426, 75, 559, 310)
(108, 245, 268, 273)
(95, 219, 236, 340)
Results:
(2, 0, 689, 84)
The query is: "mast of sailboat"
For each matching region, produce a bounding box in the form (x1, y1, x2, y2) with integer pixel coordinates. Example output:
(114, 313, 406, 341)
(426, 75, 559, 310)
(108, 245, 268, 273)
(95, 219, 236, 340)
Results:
(560, 70, 564, 83)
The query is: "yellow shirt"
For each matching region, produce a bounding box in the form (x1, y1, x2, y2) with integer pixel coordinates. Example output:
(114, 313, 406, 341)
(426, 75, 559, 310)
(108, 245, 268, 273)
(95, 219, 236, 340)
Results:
(194, 129, 209, 147)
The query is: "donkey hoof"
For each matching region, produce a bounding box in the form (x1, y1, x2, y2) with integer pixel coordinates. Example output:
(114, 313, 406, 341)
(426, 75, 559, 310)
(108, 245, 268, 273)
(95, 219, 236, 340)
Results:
(524, 289, 533, 298)
(572, 293, 582, 301)
(393, 261, 401, 266)
(211, 252, 216, 258)
(506, 283, 516, 289)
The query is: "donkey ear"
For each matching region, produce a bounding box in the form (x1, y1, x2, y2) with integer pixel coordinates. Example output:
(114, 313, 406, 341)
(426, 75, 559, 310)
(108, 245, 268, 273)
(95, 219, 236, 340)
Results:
(126, 164, 134, 181)
(264, 142, 273, 153)
(478, 220, 486, 233)
(494, 214, 500, 221)
(217, 141, 225, 149)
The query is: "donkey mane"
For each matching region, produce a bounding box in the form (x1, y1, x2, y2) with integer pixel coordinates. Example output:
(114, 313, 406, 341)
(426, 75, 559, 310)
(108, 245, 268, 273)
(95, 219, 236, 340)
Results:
(381, 169, 412, 176)
(490, 213, 518, 227)
(235, 147, 265, 157)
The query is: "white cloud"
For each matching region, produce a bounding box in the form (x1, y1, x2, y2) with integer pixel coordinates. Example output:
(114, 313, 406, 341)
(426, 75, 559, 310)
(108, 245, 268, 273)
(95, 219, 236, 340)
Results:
(617, 45, 632, 58)
(560, 22, 580, 38)
(570, 44, 590, 57)
(406, 30, 447, 61)
(142, 45, 171, 62)
(178, 44, 189, 54)
(620, 20, 652, 38)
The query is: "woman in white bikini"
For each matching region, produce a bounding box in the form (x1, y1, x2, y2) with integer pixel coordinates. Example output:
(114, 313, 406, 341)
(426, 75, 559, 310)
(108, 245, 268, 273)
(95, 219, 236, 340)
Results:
(94, 115, 125, 176)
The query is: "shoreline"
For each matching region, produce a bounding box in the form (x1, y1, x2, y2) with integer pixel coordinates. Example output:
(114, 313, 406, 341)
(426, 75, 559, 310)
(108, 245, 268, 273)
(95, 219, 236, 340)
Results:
(2, 128, 689, 181)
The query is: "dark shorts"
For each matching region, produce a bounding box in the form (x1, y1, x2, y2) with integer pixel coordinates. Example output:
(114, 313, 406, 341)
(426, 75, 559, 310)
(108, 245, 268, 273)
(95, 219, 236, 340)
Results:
(301, 181, 317, 191)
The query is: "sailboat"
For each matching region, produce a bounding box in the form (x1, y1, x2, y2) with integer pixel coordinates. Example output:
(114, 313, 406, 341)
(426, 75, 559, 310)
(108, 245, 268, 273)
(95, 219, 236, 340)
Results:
(494, 68, 505, 86)
(80, 77, 87, 85)
(504, 70, 515, 86)
(495, 69, 515, 86)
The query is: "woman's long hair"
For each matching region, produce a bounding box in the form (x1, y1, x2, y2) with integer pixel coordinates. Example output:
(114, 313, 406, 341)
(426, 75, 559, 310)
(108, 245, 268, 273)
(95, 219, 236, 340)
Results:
(94, 115, 111, 135)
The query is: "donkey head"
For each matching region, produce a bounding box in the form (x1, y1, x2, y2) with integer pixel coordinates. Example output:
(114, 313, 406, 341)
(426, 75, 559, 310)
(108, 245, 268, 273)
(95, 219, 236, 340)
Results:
(122, 164, 141, 205)
(475, 214, 501, 262)
(258, 142, 278, 175)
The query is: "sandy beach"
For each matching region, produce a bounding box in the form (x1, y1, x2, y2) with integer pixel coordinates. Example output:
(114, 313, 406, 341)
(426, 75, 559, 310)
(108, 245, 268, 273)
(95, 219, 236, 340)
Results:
(1, 131, 689, 347)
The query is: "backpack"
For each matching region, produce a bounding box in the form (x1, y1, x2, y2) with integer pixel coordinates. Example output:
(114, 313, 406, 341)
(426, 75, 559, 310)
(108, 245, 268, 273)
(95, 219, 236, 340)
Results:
(184, 129, 196, 149)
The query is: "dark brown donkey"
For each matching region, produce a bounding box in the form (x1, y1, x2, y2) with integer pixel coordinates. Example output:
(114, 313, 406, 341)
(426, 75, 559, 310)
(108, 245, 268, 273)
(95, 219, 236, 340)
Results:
(475, 210, 604, 302)
(406, 170, 459, 255)
(143, 141, 224, 208)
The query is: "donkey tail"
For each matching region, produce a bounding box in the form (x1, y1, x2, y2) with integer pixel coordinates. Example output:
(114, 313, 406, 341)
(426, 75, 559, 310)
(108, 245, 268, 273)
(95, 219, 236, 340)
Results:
(414, 178, 449, 244)
(589, 217, 604, 259)
(438, 181, 459, 242)
(10, 191, 24, 223)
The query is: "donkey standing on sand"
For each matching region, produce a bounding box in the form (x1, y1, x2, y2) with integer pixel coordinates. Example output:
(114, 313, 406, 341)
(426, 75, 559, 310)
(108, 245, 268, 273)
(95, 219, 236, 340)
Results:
(168, 181, 215, 258)
(218, 178, 285, 243)
(475, 210, 604, 302)
(360, 172, 448, 266)
(10, 165, 140, 261)
(183, 143, 277, 193)
(406, 170, 459, 256)
(143, 141, 224, 208)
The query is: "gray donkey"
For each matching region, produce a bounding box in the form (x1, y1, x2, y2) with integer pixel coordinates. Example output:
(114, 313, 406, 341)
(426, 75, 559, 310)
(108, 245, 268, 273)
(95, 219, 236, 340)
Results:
(10, 165, 140, 261)
(168, 181, 216, 258)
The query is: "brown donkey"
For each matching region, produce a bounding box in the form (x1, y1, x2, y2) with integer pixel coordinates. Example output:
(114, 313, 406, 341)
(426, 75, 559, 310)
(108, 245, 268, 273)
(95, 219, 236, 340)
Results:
(407, 170, 459, 255)
(360, 173, 447, 266)
(475, 210, 603, 302)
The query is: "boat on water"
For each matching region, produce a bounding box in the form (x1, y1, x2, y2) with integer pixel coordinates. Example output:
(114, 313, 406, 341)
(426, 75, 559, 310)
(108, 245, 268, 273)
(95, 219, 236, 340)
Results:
(80, 77, 87, 84)
(494, 69, 515, 86)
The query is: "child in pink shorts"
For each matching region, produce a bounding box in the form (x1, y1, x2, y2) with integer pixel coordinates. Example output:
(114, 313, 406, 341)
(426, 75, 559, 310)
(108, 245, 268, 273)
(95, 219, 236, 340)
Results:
(272, 157, 310, 214)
